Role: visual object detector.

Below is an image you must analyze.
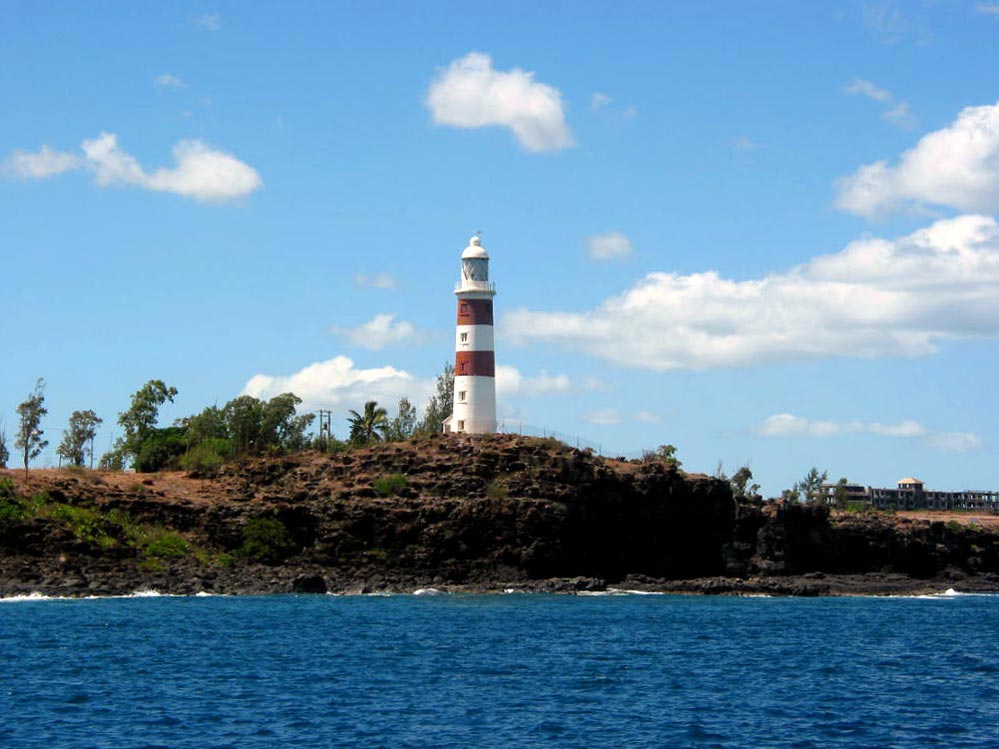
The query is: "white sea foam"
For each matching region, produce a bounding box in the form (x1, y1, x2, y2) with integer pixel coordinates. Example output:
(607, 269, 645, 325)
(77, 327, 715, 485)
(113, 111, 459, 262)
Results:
(0, 592, 56, 603)
(412, 588, 445, 596)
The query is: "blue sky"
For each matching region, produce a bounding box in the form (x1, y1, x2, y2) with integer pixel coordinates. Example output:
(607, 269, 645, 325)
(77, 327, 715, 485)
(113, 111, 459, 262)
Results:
(3, 1, 999, 496)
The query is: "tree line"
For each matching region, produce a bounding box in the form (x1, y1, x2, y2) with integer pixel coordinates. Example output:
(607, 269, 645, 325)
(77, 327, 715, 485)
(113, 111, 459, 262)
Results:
(0, 364, 457, 476)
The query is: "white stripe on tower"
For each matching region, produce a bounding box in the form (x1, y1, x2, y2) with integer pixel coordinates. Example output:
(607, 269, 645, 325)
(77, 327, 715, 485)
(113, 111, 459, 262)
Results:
(450, 235, 497, 434)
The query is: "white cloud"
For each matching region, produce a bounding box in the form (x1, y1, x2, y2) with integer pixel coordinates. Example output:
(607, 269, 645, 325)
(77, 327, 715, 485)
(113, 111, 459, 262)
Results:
(635, 411, 662, 423)
(882, 101, 916, 129)
(243, 355, 429, 412)
(756, 414, 863, 438)
(330, 313, 432, 351)
(496, 365, 572, 398)
(755, 413, 983, 453)
(843, 78, 916, 130)
(583, 408, 622, 425)
(3, 145, 82, 179)
(192, 13, 221, 31)
(425, 52, 574, 152)
(503, 215, 999, 370)
(924, 432, 985, 453)
(353, 272, 398, 290)
(154, 74, 186, 90)
(590, 92, 612, 110)
(6, 132, 261, 203)
(587, 232, 633, 261)
(836, 102, 999, 217)
(844, 78, 893, 103)
(868, 420, 927, 438)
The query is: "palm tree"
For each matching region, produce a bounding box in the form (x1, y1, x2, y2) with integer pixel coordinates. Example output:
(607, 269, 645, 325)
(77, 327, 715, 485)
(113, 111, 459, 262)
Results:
(347, 401, 389, 446)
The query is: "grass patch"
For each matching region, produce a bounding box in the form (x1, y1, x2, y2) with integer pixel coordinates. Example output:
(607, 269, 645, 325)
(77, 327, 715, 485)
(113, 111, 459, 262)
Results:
(373, 474, 407, 497)
(485, 478, 509, 500)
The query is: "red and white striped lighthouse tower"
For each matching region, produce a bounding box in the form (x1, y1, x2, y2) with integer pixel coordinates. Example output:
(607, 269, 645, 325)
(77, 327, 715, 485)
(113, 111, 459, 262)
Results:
(448, 234, 497, 434)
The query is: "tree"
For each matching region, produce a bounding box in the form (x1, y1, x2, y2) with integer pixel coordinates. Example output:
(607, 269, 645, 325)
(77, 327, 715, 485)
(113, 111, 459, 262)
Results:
(222, 395, 264, 453)
(118, 380, 178, 464)
(57, 410, 103, 467)
(15, 378, 48, 477)
(730, 466, 761, 499)
(832, 477, 850, 509)
(348, 401, 389, 445)
(0, 421, 8, 468)
(387, 397, 417, 441)
(654, 444, 682, 470)
(795, 466, 829, 505)
(261, 393, 314, 452)
(417, 362, 454, 434)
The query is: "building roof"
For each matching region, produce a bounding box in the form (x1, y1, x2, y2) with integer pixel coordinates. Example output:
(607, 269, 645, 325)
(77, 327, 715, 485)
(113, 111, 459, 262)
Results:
(897, 477, 923, 485)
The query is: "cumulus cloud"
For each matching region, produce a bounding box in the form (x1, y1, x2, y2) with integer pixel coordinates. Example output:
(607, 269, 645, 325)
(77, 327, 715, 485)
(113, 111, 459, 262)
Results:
(243, 355, 430, 412)
(503, 215, 999, 370)
(3, 145, 81, 178)
(330, 313, 433, 351)
(5, 132, 261, 203)
(496, 365, 572, 398)
(154, 74, 186, 89)
(836, 102, 999, 217)
(755, 413, 983, 453)
(353, 273, 398, 290)
(587, 232, 633, 261)
(425, 52, 574, 152)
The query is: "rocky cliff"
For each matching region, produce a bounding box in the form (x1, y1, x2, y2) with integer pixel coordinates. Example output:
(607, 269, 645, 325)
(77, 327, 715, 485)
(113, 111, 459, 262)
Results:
(1, 434, 997, 596)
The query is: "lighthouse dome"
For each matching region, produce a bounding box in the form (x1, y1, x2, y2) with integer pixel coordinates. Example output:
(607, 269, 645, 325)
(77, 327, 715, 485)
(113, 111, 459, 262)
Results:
(461, 235, 489, 259)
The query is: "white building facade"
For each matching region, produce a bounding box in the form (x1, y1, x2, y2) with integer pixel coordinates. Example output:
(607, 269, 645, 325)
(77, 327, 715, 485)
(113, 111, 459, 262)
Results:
(447, 235, 497, 434)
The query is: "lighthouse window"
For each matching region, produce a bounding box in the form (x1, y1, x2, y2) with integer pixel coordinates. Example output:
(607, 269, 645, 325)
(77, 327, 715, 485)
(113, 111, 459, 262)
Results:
(460, 332, 468, 343)
(458, 391, 466, 402)
(457, 420, 465, 431)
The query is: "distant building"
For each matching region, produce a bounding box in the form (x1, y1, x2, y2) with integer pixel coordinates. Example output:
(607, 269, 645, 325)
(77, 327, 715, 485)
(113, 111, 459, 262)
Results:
(822, 477, 999, 512)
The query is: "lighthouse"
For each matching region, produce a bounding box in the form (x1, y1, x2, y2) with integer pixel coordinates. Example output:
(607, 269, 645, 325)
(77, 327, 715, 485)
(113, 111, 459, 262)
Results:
(448, 235, 497, 434)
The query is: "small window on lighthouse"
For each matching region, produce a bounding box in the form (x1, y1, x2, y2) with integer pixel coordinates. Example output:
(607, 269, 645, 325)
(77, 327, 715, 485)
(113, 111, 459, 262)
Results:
(457, 420, 465, 431)
(460, 332, 468, 343)
(459, 391, 466, 402)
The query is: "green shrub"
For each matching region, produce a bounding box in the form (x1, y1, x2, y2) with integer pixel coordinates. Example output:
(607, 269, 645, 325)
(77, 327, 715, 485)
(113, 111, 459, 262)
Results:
(49, 504, 118, 548)
(0, 494, 26, 530)
(373, 473, 407, 496)
(240, 517, 295, 564)
(144, 531, 190, 559)
(945, 520, 963, 533)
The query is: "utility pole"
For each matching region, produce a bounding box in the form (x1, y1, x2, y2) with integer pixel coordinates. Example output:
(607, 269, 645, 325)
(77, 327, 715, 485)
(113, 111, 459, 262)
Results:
(317, 410, 333, 451)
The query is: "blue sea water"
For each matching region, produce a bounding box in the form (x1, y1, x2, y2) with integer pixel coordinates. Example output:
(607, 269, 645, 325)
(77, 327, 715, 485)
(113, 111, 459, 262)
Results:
(1, 592, 998, 749)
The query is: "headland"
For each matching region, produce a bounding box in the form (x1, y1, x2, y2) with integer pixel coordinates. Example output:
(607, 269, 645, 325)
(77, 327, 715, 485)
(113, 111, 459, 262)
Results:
(2, 434, 997, 597)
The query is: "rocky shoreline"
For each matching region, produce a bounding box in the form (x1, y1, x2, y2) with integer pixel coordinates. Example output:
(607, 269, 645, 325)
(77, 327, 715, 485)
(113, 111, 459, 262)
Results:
(3, 434, 998, 599)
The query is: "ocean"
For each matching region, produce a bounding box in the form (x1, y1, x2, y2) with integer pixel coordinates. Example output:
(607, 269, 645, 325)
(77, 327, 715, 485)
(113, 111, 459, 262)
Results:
(1, 591, 997, 749)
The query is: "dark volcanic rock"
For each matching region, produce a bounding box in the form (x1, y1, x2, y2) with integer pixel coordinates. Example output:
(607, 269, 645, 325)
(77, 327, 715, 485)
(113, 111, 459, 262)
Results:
(1, 434, 998, 597)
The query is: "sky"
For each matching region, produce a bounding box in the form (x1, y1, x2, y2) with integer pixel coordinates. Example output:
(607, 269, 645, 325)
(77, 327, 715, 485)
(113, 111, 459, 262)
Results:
(3, 1, 999, 497)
